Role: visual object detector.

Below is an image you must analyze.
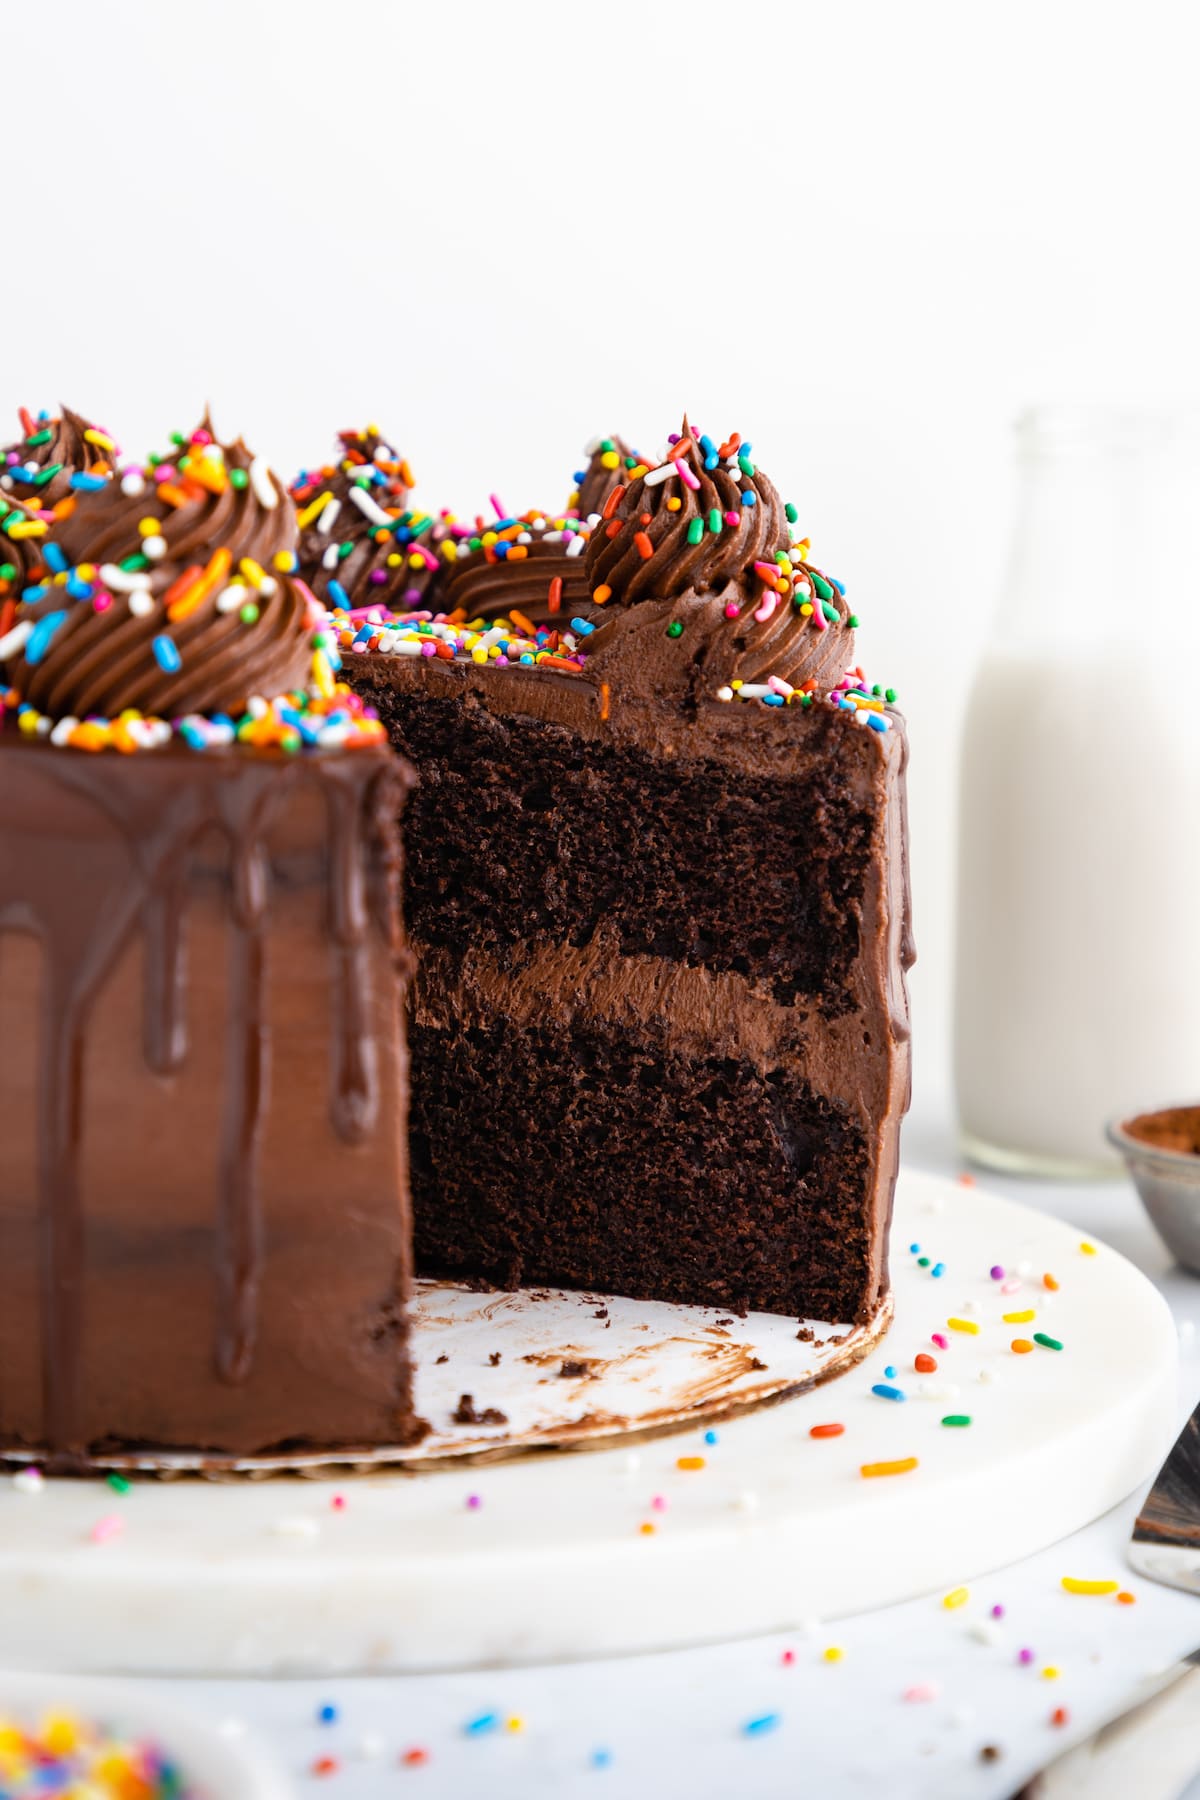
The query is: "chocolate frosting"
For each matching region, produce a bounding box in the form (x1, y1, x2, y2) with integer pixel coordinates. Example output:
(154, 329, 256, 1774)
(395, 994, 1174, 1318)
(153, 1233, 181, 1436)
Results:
(439, 516, 592, 625)
(569, 435, 642, 519)
(1, 407, 118, 597)
(292, 428, 461, 613)
(583, 423, 857, 702)
(450, 438, 640, 626)
(1, 405, 116, 509)
(5, 424, 319, 722)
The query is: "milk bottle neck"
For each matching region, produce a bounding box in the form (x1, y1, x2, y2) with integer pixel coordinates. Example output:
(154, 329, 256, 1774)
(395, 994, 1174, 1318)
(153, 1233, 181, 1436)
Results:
(1002, 406, 1188, 650)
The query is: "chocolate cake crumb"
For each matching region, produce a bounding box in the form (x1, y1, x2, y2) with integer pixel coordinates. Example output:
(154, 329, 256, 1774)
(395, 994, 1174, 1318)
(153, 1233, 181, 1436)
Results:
(749, 1357, 768, 1371)
(559, 1359, 590, 1378)
(451, 1393, 508, 1426)
(796, 1325, 816, 1343)
(435, 1353, 449, 1365)
(488, 1352, 502, 1366)
(978, 1745, 1003, 1764)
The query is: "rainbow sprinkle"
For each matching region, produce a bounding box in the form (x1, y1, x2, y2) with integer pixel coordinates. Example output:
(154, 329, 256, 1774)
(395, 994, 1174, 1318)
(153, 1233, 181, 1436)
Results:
(0, 1710, 194, 1796)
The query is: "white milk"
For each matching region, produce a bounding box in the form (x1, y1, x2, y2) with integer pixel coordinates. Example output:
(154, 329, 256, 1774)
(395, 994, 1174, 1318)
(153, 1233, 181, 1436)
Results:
(954, 408, 1200, 1174)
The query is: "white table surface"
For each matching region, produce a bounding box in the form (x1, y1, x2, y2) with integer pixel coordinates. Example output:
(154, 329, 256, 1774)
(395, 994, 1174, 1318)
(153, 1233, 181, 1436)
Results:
(75, 1104, 1200, 1796)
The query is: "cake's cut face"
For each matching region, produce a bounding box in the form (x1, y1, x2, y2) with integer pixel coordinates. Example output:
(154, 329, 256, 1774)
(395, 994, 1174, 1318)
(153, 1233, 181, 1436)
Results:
(0, 421, 417, 1469)
(343, 420, 914, 1326)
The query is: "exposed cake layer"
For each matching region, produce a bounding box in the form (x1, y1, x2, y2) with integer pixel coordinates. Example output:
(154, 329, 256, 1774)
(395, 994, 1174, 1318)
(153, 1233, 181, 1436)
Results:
(0, 741, 419, 1466)
(349, 653, 912, 1323)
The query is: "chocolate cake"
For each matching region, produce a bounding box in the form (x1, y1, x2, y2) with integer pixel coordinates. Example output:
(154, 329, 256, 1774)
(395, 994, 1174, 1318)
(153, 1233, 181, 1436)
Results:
(0, 423, 419, 1469)
(339, 422, 914, 1326)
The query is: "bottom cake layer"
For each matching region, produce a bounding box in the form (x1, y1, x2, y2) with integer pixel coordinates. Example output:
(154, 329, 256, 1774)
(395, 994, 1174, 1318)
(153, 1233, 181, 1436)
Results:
(410, 1012, 872, 1323)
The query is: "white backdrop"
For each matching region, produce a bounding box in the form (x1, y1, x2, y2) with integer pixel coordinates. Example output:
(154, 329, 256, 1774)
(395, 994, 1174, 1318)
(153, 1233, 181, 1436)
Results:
(6, 0, 1200, 1111)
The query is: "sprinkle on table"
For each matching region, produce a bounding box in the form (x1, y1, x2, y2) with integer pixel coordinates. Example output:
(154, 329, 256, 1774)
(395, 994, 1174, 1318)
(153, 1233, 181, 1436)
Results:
(742, 1712, 782, 1736)
(943, 1586, 970, 1610)
(1003, 1310, 1035, 1324)
(941, 1414, 972, 1427)
(809, 1422, 845, 1438)
(1061, 1577, 1119, 1596)
(860, 1457, 919, 1478)
(676, 1455, 706, 1471)
(947, 1317, 980, 1335)
(1011, 1339, 1034, 1354)
(1033, 1333, 1064, 1352)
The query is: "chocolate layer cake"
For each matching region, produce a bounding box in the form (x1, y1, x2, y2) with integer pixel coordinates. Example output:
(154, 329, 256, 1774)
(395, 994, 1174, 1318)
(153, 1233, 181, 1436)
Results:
(0, 423, 419, 1468)
(339, 423, 914, 1325)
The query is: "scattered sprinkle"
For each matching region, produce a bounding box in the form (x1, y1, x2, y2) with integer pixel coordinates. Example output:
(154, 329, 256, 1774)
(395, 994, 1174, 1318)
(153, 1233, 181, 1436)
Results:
(742, 1713, 782, 1736)
(947, 1318, 979, 1335)
(1033, 1333, 1064, 1352)
(944, 1588, 970, 1610)
(861, 1457, 918, 1478)
(1061, 1578, 1119, 1596)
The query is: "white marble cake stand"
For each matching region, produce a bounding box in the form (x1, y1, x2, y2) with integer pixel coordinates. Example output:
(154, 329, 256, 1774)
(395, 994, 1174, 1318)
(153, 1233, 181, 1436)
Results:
(0, 1171, 1176, 1675)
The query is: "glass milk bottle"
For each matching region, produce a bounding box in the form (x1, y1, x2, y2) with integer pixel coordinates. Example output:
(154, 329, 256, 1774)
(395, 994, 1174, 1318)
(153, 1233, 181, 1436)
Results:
(955, 406, 1200, 1176)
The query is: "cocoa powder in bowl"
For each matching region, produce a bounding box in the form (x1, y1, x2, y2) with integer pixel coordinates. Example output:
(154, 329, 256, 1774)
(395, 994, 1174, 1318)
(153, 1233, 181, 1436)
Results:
(1124, 1105, 1200, 1158)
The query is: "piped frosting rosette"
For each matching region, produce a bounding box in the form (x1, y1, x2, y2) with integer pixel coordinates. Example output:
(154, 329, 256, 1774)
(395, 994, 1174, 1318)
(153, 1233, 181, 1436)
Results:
(0, 420, 385, 752)
(291, 427, 464, 614)
(0, 406, 118, 598)
(581, 421, 880, 715)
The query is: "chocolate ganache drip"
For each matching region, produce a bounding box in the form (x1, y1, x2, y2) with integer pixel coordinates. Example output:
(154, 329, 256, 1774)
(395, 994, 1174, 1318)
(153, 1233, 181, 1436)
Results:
(291, 427, 463, 614)
(5, 422, 319, 722)
(583, 421, 857, 701)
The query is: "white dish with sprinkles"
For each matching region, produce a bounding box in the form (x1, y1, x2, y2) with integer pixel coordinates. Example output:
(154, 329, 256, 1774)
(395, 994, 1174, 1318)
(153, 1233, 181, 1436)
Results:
(0, 1171, 1176, 1676)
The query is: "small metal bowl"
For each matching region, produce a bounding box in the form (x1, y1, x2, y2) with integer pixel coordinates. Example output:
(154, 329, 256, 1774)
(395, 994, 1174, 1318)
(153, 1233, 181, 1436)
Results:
(1108, 1105, 1200, 1274)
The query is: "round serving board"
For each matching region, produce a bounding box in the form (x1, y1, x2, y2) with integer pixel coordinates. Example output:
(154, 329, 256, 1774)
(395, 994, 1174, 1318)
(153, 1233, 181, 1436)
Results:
(0, 1172, 1176, 1675)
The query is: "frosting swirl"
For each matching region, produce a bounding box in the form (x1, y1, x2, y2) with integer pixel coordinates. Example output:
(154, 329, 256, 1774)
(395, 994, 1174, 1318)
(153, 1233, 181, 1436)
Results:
(2, 405, 117, 509)
(582, 422, 856, 700)
(5, 423, 319, 722)
(291, 428, 462, 613)
(439, 512, 592, 625)
(568, 435, 643, 520)
(433, 438, 640, 628)
(1, 407, 118, 599)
